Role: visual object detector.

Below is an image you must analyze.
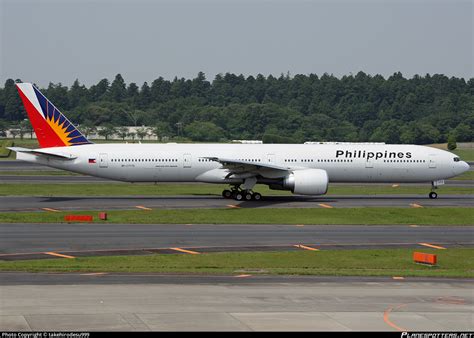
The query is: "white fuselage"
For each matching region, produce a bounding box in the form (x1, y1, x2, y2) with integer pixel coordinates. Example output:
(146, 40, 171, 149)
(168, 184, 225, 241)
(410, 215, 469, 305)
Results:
(17, 143, 469, 187)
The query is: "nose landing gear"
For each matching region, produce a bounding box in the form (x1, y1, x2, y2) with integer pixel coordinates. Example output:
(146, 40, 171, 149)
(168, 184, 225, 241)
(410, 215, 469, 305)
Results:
(429, 180, 443, 199)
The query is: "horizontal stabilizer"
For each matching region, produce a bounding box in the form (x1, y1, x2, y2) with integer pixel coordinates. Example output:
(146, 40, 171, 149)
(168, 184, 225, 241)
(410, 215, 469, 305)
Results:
(8, 147, 77, 160)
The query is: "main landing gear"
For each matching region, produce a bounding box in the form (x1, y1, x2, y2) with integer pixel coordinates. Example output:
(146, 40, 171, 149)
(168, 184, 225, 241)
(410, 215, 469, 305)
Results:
(222, 186, 262, 201)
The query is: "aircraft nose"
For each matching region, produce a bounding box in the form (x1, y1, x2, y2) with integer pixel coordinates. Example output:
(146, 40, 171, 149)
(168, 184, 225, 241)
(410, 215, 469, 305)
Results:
(461, 161, 470, 173)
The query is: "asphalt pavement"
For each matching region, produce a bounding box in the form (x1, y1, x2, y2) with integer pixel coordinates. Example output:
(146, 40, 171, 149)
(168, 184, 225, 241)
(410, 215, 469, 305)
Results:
(1, 223, 472, 260)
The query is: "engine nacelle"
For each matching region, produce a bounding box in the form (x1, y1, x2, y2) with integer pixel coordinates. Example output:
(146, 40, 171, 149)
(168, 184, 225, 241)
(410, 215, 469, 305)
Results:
(283, 169, 329, 195)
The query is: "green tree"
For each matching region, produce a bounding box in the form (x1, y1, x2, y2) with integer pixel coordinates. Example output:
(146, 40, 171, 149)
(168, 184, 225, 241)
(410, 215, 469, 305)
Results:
(44, 82, 69, 110)
(3, 79, 24, 121)
(0, 120, 8, 137)
(127, 83, 140, 106)
(149, 122, 170, 140)
(370, 120, 401, 143)
(136, 127, 149, 141)
(79, 121, 97, 139)
(89, 79, 109, 101)
(1, 73, 472, 144)
(191, 72, 210, 97)
(400, 127, 416, 144)
(185, 121, 225, 142)
(116, 126, 130, 140)
(69, 79, 88, 108)
(447, 133, 457, 150)
(98, 124, 116, 140)
(138, 82, 151, 108)
(262, 133, 295, 143)
(128, 131, 136, 141)
(20, 119, 33, 139)
(453, 123, 473, 142)
(400, 123, 440, 144)
(9, 126, 19, 139)
(109, 74, 127, 102)
(125, 109, 146, 126)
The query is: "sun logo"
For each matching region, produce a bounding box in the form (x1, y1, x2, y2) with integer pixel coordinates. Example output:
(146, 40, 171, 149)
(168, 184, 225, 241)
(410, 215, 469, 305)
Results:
(44, 109, 75, 146)
(33, 87, 90, 147)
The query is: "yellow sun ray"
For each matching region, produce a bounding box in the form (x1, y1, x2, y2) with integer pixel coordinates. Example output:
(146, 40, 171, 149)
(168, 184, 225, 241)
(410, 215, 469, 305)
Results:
(46, 115, 74, 146)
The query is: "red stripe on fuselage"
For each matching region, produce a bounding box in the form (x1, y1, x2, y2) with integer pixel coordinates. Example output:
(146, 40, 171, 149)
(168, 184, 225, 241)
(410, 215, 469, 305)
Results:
(17, 86, 67, 148)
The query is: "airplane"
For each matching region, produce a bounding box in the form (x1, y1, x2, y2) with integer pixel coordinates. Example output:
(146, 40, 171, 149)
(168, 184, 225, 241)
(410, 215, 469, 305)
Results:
(9, 83, 470, 201)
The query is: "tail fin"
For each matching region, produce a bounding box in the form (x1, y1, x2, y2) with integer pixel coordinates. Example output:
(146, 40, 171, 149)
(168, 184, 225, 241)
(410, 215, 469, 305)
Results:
(16, 83, 92, 148)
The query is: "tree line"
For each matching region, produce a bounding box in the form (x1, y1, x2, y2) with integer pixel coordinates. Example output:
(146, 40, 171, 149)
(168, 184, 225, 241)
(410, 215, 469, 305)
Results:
(0, 71, 472, 144)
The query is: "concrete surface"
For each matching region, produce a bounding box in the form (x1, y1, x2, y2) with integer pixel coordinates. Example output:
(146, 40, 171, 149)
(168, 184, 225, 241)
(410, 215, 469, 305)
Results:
(1, 279, 472, 331)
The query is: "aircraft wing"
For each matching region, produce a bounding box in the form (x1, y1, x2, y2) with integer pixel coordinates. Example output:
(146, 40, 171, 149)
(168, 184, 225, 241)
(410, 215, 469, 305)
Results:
(8, 147, 77, 160)
(202, 157, 290, 177)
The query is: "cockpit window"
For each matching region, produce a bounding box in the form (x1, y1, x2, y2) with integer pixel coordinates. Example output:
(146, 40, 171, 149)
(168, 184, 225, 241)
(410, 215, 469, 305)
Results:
(453, 157, 460, 162)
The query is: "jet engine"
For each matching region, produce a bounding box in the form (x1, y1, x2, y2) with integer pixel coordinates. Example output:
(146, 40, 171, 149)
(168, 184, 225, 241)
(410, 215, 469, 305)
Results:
(282, 169, 329, 195)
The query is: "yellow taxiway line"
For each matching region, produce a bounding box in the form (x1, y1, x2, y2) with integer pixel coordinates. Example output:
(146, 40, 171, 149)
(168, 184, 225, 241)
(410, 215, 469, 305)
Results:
(294, 244, 319, 251)
(170, 247, 200, 255)
(418, 243, 446, 250)
(44, 252, 76, 259)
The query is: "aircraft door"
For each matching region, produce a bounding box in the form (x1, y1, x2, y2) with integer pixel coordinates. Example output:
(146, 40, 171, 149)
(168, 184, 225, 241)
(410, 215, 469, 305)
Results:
(183, 153, 192, 168)
(99, 153, 108, 168)
(365, 158, 374, 180)
(267, 153, 276, 164)
(429, 155, 436, 168)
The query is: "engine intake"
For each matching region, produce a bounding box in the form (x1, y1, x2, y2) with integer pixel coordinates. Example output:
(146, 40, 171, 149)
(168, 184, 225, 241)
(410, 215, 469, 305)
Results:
(283, 169, 328, 195)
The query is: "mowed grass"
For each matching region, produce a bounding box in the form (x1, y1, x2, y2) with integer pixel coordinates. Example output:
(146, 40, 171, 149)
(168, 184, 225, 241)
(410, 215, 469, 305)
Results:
(451, 170, 474, 180)
(452, 148, 474, 162)
(0, 139, 37, 159)
(0, 249, 472, 278)
(0, 140, 13, 157)
(0, 207, 471, 225)
(0, 182, 472, 196)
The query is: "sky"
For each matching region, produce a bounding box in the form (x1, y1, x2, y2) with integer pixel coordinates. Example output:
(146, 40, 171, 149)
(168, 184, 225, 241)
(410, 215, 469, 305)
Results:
(0, 0, 472, 87)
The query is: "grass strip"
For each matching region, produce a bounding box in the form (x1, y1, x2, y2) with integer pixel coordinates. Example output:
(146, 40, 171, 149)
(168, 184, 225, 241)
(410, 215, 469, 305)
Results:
(0, 140, 13, 158)
(452, 149, 474, 162)
(0, 249, 472, 278)
(0, 207, 471, 225)
(0, 183, 472, 196)
(449, 170, 474, 180)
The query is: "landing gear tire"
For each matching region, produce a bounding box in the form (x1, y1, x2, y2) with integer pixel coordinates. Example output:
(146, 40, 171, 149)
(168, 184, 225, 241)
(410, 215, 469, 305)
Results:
(223, 185, 263, 202)
(244, 191, 253, 201)
(429, 192, 438, 199)
(222, 190, 232, 199)
(233, 191, 244, 201)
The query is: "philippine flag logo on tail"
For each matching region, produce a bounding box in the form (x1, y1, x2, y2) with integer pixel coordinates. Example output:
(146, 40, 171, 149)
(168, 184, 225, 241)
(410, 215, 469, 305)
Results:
(16, 83, 92, 148)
